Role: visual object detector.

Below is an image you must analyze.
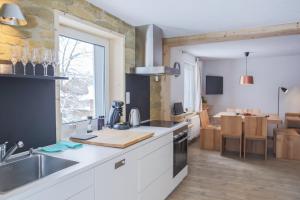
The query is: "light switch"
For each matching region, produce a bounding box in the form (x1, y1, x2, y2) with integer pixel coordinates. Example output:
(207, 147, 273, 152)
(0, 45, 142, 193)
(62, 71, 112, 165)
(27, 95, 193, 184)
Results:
(126, 91, 130, 104)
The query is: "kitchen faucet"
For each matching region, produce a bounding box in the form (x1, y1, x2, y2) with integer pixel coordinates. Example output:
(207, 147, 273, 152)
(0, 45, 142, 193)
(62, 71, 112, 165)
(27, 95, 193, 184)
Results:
(0, 141, 24, 163)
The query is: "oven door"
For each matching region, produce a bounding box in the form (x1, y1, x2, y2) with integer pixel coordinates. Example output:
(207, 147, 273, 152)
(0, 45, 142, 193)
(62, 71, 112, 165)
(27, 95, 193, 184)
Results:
(173, 132, 188, 177)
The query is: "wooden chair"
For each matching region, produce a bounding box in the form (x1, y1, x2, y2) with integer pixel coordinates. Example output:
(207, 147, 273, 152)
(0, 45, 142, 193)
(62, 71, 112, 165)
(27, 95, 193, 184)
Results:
(276, 129, 300, 160)
(220, 116, 243, 157)
(285, 113, 300, 129)
(244, 116, 268, 160)
(200, 110, 220, 150)
(200, 109, 210, 128)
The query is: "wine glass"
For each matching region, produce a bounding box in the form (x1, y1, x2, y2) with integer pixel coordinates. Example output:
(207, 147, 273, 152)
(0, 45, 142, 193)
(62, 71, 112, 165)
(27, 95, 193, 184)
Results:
(51, 50, 59, 76)
(42, 48, 51, 76)
(21, 46, 29, 75)
(10, 45, 19, 74)
(31, 48, 40, 76)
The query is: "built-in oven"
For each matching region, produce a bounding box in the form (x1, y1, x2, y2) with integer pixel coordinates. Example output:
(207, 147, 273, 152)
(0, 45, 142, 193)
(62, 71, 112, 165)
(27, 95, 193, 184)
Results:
(173, 125, 188, 177)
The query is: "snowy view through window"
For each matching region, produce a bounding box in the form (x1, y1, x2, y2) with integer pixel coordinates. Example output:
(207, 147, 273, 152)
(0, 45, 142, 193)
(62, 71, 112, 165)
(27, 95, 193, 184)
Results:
(59, 35, 96, 123)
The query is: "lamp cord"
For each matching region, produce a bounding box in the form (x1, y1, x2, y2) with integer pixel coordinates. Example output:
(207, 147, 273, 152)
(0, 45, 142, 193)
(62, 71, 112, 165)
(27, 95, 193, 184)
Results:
(245, 55, 248, 75)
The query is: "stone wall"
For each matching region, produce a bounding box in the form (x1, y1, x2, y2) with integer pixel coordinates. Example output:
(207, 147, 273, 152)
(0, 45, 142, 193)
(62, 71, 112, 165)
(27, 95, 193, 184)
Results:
(150, 77, 162, 120)
(0, 0, 135, 72)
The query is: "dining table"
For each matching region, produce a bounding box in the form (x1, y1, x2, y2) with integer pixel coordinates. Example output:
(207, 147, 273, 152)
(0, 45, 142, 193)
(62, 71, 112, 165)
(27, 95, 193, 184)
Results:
(213, 111, 282, 154)
(213, 111, 282, 125)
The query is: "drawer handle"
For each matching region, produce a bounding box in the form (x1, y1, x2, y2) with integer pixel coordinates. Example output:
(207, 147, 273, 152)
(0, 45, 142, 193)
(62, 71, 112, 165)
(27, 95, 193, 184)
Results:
(115, 159, 125, 169)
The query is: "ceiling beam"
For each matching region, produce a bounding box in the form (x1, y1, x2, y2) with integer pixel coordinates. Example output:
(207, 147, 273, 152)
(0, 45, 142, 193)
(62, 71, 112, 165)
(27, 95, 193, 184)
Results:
(163, 22, 300, 47)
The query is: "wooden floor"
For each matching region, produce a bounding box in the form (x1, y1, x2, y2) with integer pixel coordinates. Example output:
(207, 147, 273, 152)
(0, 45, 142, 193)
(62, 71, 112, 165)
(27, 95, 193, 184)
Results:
(167, 138, 300, 200)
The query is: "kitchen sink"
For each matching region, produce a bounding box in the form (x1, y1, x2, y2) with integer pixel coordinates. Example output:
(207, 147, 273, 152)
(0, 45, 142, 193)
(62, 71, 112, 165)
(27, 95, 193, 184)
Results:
(0, 154, 78, 193)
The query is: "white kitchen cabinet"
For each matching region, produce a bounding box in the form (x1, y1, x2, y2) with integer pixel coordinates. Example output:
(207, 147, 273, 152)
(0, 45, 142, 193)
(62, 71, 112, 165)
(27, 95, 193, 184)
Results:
(137, 132, 173, 159)
(94, 132, 173, 200)
(94, 150, 138, 200)
(189, 115, 200, 140)
(68, 187, 94, 200)
(138, 143, 173, 192)
(22, 170, 94, 200)
(138, 169, 173, 200)
(136, 132, 174, 200)
(3, 128, 187, 200)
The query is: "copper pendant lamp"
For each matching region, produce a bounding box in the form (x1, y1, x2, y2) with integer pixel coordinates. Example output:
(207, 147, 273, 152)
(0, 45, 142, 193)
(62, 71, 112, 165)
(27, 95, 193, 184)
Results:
(240, 52, 254, 85)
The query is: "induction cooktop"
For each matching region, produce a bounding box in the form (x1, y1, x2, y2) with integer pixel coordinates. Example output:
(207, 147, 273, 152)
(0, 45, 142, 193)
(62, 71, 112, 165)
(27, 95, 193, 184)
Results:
(141, 120, 179, 128)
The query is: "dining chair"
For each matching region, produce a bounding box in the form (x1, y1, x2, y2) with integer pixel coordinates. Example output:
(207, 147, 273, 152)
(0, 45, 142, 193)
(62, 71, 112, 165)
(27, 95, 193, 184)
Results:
(244, 116, 268, 160)
(200, 109, 210, 128)
(220, 116, 243, 157)
(200, 110, 220, 150)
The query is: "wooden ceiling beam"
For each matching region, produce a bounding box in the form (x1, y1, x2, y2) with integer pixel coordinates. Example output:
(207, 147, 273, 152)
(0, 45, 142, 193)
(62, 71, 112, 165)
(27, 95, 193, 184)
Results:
(163, 22, 300, 47)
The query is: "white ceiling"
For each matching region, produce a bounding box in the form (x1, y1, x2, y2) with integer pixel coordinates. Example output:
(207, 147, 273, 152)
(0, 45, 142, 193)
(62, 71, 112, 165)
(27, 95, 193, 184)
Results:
(179, 35, 300, 59)
(87, 0, 300, 37)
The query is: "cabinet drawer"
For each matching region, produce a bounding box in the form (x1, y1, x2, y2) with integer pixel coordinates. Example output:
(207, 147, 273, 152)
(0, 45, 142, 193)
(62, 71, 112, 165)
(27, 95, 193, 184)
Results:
(24, 170, 94, 200)
(138, 169, 173, 200)
(137, 132, 172, 159)
(138, 143, 173, 192)
(95, 150, 138, 200)
(68, 187, 94, 200)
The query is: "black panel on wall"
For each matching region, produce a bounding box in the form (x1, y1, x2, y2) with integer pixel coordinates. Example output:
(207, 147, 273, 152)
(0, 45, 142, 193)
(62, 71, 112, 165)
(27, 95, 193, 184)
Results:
(125, 74, 150, 122)
(0, 78, 56, 153)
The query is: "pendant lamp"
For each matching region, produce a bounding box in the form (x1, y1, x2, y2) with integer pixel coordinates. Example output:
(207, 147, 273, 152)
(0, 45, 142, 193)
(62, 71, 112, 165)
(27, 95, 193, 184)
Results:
(240, 52, 254, 85)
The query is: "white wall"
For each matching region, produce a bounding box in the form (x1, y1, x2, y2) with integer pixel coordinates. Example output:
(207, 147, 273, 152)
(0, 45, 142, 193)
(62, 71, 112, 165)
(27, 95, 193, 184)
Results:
(203, 54, 300, 119)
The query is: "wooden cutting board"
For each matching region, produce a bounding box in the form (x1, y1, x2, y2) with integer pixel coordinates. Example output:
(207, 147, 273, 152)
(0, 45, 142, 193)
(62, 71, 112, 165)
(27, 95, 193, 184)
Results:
(70, 129, 154, 148)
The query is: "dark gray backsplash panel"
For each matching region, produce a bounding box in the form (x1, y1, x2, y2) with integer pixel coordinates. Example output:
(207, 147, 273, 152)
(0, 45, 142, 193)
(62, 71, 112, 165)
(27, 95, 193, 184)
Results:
(125, 74, 150, 122)
(0, 78, 56, 152)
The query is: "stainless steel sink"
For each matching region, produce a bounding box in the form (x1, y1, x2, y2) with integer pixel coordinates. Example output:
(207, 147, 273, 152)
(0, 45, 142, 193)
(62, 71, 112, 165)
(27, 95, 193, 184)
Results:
(0, 154, 78, 193)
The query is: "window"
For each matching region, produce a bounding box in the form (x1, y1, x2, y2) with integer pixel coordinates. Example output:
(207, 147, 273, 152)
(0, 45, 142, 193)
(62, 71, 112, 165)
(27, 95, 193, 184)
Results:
(58, 27, 108, 123)
(183, 62, 195, 112)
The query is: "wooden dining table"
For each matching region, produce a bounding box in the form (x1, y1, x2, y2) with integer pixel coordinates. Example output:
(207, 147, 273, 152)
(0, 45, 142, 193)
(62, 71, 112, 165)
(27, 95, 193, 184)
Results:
(212, 111, 282, 154)
(213, 112, 282, 125)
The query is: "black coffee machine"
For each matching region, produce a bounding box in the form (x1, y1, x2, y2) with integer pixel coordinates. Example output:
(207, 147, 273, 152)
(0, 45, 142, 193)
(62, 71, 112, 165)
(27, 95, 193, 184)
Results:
(107, 101, 130, 130)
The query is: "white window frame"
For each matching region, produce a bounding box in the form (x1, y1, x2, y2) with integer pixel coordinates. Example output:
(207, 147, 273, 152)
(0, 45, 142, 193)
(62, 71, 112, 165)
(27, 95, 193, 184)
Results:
(58, 25, 110, 123)
(54, 10, 126, 139)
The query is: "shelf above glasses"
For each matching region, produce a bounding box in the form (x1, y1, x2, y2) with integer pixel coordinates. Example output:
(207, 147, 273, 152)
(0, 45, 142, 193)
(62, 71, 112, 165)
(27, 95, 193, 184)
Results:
(0, 74, 68, 80)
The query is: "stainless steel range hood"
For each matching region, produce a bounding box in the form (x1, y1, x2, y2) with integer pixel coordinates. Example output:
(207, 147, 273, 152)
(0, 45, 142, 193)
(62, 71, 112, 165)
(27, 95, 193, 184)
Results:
(131, 24, 180, 76)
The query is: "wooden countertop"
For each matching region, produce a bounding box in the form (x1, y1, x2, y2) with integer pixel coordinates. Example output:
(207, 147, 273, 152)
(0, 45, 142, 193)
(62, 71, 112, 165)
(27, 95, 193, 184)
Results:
(71, 129, 154, 148)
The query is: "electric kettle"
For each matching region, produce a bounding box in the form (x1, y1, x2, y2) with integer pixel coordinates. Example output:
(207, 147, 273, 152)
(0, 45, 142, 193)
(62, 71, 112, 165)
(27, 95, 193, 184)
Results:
(129, 108, 141, 127)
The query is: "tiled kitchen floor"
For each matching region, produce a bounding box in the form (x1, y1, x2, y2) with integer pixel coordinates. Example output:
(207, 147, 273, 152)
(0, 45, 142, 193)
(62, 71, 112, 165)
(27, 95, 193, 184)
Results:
(167, 138, 300, 200)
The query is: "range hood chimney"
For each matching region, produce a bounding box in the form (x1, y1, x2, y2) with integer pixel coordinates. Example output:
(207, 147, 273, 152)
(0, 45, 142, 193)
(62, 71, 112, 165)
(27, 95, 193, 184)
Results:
(131, 24, 180, 76)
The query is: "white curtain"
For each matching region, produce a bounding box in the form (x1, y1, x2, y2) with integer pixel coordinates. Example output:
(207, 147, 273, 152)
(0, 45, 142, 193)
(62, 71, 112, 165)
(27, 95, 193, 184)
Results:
(194, 58, 203, 112)
(183, 63, 195, 111)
